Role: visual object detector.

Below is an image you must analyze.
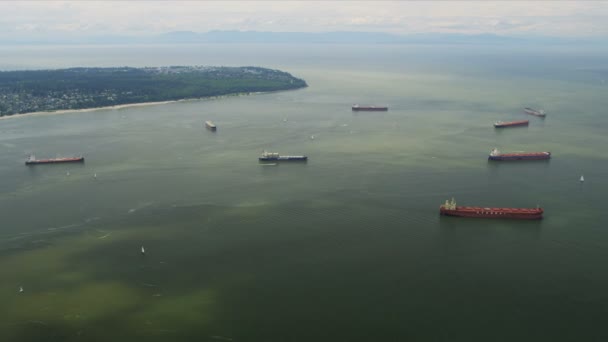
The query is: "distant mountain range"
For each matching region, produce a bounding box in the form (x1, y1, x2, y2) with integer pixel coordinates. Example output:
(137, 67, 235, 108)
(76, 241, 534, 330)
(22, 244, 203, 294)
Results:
(3, 30, 600, 45)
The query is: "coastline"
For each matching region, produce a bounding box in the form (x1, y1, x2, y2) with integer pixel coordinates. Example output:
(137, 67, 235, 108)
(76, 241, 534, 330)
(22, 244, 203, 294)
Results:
(0, 91, 271, 121)
(0, 100, 180, 121)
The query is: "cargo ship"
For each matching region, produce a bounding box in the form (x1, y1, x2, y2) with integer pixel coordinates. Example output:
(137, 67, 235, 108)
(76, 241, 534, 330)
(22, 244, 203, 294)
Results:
(439, 198, 543, 220)
(25, 154, 84, 165)
(494, 120, 529, 128)
(259, 151, 307, 162)
(523, 107, 546, 117)
(488, 148, 550, 161)
(352, 104, 388, 111)
(205, 121, 217, 131)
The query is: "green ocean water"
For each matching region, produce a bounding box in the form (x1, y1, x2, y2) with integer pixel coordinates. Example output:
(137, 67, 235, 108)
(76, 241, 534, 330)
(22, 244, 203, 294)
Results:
(1, 44, 608, 341)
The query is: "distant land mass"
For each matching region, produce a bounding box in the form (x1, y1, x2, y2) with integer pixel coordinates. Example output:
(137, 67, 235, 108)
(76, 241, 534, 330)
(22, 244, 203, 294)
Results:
(0, 30, 598, 46)
(0, 66, 307, 116)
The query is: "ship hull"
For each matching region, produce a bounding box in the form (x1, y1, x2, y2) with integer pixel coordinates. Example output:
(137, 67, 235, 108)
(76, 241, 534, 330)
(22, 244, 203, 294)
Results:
(352, 107, 388, 111)
(26, 157, 85, 165)
(494, 120, 529, 128)
(259, 156, 307, 162)
(440, 207, 543, 220)
(488, 154, 550, 161)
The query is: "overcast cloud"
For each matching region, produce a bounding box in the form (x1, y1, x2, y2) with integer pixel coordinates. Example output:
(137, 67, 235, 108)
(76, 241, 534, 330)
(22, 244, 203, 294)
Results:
(2, 1, 608, 39)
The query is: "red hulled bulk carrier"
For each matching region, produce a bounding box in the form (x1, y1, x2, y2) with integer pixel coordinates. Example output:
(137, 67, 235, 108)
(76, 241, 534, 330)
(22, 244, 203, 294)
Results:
(25, 155, 84, 165)
(439, 198, 543, 220)
(494, 120, 529, 128)
(488, 148, 551, 161)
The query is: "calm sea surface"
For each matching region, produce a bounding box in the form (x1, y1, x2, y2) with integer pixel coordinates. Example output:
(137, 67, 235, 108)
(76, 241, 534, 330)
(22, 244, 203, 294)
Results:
(1, 44, 608, 341)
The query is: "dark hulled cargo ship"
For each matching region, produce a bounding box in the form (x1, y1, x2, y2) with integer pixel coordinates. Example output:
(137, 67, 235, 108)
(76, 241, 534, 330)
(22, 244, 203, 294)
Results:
(259, 151, 307, 162)
(25, 155, 84, 165)
(488, 148, 551, 161)
(352, 104, 388, 111)
(494, 120, 529, 128)
(440, 198, 543, 220)
(523, 107, 546, 117)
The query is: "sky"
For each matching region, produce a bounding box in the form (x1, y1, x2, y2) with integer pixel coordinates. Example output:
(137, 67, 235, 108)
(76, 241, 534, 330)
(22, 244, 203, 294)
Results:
(2, 1, 608, 39)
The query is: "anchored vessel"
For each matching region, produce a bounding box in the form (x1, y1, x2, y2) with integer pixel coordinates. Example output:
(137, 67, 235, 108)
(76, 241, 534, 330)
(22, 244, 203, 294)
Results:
(440, 198, 543, 220)
(205, 121, 217, 131)
(488, 148, 550, 161)
(523, 107, 546, 117)
(494, 120, 529, 128)
(259, 151, 307, 162)
(352, 104, 388, 112)
(25, 155, 84, 165)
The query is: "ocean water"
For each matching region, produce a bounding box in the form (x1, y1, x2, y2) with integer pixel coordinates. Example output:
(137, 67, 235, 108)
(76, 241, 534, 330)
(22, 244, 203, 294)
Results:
(1, 43, 608, 341)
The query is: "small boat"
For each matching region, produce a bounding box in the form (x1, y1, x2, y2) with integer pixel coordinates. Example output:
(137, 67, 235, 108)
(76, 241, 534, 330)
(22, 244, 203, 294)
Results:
(94, 173, 97, 179)
(523, 107, 546, 117)
(205, 121, 217, 132)
(141, 246, 146, 254)
(440, 198, 543, 220)
(66, 171, 70, 176)
(19, 286, 24, 293)
(580, 175, 585, 182)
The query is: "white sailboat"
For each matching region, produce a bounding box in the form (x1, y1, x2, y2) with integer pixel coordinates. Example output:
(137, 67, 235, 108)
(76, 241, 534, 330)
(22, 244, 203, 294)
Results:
(19, 286, 24, 293)
(141, 246, 145, 254)
(580, 175, 585, 182)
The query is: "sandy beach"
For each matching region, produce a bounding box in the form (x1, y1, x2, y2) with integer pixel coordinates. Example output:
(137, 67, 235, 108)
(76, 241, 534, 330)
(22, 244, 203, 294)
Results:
(0, 100, 180, 121)
(0, 92, 269, 121)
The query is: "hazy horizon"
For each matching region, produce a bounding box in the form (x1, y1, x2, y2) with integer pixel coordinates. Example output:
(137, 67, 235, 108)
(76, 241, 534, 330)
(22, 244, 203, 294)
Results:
(2, 1, 608, 42)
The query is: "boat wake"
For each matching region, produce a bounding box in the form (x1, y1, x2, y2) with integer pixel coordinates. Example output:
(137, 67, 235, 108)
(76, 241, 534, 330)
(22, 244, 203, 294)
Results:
(0, 216, 107, 253)
(128, 202, 154, 214)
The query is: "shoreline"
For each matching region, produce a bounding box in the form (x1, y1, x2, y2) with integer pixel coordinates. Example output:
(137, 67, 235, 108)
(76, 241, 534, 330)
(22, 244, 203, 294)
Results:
(0, 100, 181, 121)
(0, 91, 271, 121)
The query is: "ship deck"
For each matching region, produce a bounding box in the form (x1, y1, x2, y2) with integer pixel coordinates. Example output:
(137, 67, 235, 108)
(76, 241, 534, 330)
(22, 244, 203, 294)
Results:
(451, 206, 543, 214)
(495, 152, 550, 157)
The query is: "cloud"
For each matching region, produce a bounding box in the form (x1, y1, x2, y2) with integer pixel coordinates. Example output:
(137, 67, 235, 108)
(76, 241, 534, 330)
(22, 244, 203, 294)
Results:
(0, 1, 607, 38)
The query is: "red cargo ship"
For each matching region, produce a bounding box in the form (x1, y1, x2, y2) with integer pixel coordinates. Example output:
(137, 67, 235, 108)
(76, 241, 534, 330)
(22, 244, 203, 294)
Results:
(494, 120, 529, 128)
(439, 198, 543, 220)
(25, 155, 84, 165)
(488, 148, 551, 161)
(352, 104, 388, 111)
